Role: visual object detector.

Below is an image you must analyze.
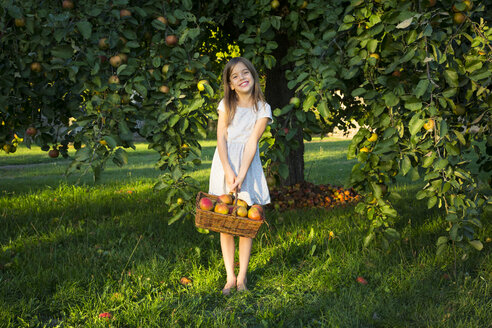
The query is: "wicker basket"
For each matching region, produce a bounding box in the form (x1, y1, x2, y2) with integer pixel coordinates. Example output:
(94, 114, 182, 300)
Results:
(195, 191, 264, 238)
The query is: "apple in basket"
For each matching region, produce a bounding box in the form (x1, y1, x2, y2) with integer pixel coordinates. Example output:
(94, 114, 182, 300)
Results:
(247, 207, 262, 221)
(218, 194, 233, 205)
(214, 203, 229, 215)
(236, 199, 248, 208)
(251, 204, 264, 215)
(236, 206, 248, 217)
(199, 197, 214, 211)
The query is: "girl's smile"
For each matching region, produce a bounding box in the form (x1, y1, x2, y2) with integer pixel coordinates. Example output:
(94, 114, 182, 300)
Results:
(230, 62, 253, 95)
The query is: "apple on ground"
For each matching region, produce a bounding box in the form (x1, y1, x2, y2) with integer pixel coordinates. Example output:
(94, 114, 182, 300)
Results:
(356, 276, 368, 285)
(199, 197, 214, 211)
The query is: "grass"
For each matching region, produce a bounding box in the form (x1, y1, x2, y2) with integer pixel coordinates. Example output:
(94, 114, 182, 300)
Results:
(0, 138, 491, 327)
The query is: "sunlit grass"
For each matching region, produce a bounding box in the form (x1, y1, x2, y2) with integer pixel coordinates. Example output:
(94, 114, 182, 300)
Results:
(0, 138, 490, 327)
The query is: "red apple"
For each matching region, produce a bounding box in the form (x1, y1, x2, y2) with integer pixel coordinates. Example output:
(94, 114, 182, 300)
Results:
(62, 0, 74, 9)
(356, 276, 368, 285)
(248, 207, 262, 220)
(49, 149, 59, 158)
(218, 194, 233, 205)
(166, 35, 178, 47)
(199, 197, 214, 211)
(26, 127, 37, 136)
(214, 203, 229, 215)
(120, 9, 132, 18)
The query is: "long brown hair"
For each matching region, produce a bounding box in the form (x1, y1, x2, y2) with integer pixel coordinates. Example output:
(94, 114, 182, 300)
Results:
(222, 57, 265, 125)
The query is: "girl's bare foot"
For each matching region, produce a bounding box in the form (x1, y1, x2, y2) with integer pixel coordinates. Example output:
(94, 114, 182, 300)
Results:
(222, 278, 236, 295)
(236, 277, 248, 292)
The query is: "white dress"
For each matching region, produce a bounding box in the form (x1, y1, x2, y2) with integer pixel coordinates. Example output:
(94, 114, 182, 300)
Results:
(208, 99, 273, 206)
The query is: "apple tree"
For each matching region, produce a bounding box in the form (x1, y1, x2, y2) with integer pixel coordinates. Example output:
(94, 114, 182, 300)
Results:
(331, 0, 491, 256)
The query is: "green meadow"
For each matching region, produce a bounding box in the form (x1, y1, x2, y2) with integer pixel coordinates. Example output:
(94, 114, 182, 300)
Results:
(0, 138, 490, 327)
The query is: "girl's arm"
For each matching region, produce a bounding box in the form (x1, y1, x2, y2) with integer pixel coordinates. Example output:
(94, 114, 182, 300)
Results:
(217, 110, 236, 191)
(230, 117, 269, 191)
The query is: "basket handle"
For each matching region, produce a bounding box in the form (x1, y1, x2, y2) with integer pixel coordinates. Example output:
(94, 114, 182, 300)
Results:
(232, 190, 238, 218)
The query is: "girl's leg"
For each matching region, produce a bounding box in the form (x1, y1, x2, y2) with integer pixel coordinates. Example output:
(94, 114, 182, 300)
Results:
(237, 237, 253, 291)
(220, 233, 236, 294)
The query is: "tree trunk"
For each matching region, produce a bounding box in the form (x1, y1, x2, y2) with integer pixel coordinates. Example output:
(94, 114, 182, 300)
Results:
(264, 33, 304, 186)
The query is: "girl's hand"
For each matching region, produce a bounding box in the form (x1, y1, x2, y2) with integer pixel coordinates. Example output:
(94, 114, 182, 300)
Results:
(230, 175, 245, 193)
(225, 170, 237, 192)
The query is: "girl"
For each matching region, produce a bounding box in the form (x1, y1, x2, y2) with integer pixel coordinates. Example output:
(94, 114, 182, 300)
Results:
(208, 57, 272, 295)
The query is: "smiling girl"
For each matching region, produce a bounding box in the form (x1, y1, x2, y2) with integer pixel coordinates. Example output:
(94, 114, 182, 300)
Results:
(208, 57, 273, 294)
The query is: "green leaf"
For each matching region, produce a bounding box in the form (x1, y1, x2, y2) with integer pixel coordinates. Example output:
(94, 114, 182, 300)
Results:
(428, 196, 437, 209)
(453, 130, 466, 145)
(103, 135, 117, 148)
(396, 17, 413, 29)
(469, 240, 483, 251)
(363, 232, 375, 247)
(303, 93, 316, 111)
(76, 21, 92, 39)
(51, 46, 73, 59)
(113, 148, 128, 167)
(168, 209, 186, 225)
(401, 156, 411, 176)
(383, 92, 399, 107)
(408, 114, 424, 136)
(279, 163, 289, 179)
(384, 228, 400, 241)
(367, 39, 378, 53)
(414, 79, 429, 99)
(168, 114, 180, 127)
(75, 147, 91, 162)
(443, 70, 459, 87)
(318, 101, 330, 118)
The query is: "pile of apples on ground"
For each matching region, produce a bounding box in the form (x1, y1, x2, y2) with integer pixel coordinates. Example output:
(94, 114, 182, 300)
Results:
(198, 194, 264, 220)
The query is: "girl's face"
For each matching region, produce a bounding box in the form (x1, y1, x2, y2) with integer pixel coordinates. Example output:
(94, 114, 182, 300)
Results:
(229, 62, 254, 95)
